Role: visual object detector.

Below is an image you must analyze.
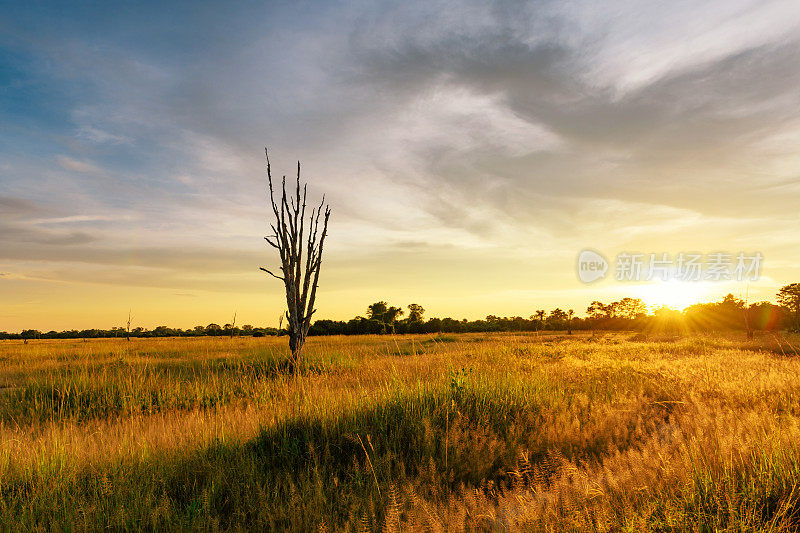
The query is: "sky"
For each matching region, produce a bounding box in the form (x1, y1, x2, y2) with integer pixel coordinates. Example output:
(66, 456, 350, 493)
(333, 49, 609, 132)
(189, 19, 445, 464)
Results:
(1, 0, 800, 331)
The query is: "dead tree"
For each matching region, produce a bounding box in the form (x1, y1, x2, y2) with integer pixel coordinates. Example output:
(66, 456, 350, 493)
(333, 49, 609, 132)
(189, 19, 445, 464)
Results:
(261, 149, 330, 368)
(743, 286, 754, 340)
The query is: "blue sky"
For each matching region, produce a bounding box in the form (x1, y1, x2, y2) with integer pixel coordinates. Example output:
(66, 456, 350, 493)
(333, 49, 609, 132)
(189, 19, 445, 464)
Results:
(2, 0, 800, 330)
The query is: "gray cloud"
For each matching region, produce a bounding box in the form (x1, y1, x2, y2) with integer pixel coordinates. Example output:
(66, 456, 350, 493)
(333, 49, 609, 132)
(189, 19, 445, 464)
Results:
(0, 242, 264, 273)
(0, 222, 98, 247)
(1, 196, 101, 247)
(329, 24, 800, 244)
(0, 197, 45, 218)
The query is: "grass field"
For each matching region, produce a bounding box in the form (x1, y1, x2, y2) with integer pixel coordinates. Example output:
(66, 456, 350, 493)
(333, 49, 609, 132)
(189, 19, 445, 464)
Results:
(2, 332, 800, 531)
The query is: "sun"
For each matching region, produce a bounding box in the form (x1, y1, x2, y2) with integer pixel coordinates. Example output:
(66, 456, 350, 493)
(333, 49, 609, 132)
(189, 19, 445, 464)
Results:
(632, 279, 712, 311)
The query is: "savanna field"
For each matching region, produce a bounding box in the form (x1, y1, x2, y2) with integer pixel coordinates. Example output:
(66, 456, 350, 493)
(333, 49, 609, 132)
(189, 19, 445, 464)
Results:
(2, 332, 800, 531)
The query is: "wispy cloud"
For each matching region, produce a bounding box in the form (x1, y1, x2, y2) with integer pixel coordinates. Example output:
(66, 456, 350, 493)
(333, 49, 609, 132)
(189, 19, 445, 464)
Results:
(56, 156, 103, 176)
(76, 126, 133, 145)
(31, 215, 132, 225)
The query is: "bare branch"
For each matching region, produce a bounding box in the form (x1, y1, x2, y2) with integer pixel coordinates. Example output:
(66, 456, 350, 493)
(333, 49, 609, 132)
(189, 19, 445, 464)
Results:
(259, 267, 284, 281)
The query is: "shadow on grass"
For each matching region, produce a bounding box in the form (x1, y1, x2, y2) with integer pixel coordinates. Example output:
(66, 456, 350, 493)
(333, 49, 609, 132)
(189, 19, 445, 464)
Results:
(0, 379, 688, 530)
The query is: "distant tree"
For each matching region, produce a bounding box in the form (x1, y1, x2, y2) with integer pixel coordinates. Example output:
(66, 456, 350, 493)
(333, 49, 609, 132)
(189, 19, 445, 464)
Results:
(426, 317, 442, 333)
(436, 317, 458, 332)
(366, 301, 404, 333)
(227, 312, 237, 338)
(308, 319, 347, 335)
(548, 308, 568, 321)
(777, 283, 800, 330)
(153, 325, 174, 337)
(721, 293, 747, 332)
(747, 302, 784, 331)
(403, 303, 426, 333)
(613, 298, 647, 319)
(567, 309, 574, 334)
(367, 302, 389, 321)
(383, 307, 404, 332)
(407, 303, 425, 323)
(587, 301, 611, 319)
(20, 329, 40, 341)
(653, 305, 683, 334)
(719, 293, 745, 309)
(684, 294, 747, 331)
(347, 316, 383, 334)
(529, 309, 546, 332)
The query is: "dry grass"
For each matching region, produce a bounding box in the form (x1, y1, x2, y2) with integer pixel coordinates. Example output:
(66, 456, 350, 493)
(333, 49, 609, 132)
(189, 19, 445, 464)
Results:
(1, 332, 799, 531)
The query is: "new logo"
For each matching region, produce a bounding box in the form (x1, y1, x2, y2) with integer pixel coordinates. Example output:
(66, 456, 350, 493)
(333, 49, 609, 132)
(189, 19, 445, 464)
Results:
(577, 249, 608, 283)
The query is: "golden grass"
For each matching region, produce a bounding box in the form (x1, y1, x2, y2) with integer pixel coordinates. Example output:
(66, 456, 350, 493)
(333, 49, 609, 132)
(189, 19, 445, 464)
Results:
(1, 332, 799, 530)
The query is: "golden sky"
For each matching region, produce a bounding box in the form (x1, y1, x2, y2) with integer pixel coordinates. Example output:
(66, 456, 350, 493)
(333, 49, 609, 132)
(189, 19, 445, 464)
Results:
(2, 1, 799, 331)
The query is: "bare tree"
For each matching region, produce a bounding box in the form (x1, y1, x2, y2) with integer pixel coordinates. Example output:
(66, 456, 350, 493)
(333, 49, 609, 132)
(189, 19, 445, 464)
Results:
(228, 311, 237, 338)
(743, 285, 754, 340)
(126, 310, 132, 342)
(261, 149, 331, 368)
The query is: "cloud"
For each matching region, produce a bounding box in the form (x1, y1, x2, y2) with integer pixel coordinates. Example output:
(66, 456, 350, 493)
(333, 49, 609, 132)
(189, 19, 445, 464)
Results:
(324, 8, 800, 244)
(2, 0, 800, 310)
(31, 215, 130, 225)
(76, 126, 132, 145)
(0, 242, 263, 273)
(56, 156, 103, 175)
(0, 198, 102, 247)
(0, 223, 97, 246)
(0, 197, 44, 218)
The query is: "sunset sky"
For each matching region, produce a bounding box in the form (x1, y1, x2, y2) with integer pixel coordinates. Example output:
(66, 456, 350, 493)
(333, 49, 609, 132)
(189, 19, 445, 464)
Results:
(2, 1, 800, 331)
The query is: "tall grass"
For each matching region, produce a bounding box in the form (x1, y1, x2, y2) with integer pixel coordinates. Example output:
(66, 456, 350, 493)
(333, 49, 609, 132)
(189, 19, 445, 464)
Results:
(1, 332, 799, 530)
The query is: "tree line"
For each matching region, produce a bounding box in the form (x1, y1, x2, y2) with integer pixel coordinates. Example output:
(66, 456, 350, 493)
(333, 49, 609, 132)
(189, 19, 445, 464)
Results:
(307, 287, 798, 336)
(1, 323, 279, 341)
(4, 283, 798, 340)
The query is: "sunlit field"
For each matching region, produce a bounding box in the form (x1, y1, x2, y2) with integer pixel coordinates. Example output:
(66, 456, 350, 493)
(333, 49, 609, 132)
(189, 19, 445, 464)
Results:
(2, 332, 800, 531)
